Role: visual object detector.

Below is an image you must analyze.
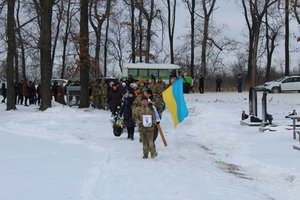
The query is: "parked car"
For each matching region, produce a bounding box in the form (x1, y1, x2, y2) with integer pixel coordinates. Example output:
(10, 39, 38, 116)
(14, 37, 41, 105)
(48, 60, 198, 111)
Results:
(0, 79, 7, 87)
(263, 75, 300, 93)
(51, 79, 68, 87)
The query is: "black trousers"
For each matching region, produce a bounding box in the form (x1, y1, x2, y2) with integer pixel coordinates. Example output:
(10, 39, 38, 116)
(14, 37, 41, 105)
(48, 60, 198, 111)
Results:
(127, 127, 135, 139)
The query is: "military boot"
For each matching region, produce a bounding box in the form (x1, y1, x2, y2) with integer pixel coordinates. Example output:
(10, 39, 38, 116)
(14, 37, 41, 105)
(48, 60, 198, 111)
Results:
(151, 152, 158, 159)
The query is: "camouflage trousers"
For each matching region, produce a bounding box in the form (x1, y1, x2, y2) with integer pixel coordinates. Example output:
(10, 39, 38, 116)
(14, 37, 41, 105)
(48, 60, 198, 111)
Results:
(99, 96, 107, 109)
(93, 95, 101, 109)
(139, 130, 157, 158)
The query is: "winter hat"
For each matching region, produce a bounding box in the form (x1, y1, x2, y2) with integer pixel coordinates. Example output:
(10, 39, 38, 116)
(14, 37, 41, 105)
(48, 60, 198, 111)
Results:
(130, 82, 138, 88)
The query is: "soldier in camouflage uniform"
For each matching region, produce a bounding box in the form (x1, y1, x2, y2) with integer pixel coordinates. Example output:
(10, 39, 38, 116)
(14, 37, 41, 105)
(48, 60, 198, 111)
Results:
(91, 80, 101, 109)
(99, 79, 108, 109)
(131, 88, 143, 117)
(143, 88, 163, 143)
(134, 96, 159, 159)
(147, 80, 165, 117)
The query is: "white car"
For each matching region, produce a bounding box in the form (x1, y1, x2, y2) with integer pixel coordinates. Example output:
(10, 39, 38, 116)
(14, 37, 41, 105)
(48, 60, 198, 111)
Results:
(263, 75, 300, 93)
(51, 79, 68, 87)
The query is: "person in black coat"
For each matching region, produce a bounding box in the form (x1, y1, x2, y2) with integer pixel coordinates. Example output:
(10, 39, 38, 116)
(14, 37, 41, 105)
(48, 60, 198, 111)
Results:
(215, 75, 222, 92)
(14, 82, 19, 104)
(1, 83, 7, 103)
(108, 84, 123, 115)
(122, 87, 136, 140)
(237, 74, 243, 93)
(199, 75, 204, 94)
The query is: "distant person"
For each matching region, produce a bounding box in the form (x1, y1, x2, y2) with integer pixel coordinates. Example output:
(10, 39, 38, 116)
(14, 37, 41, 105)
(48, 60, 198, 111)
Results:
(122, 86, 136, 140)
(51, 81, 58, 101)
(199, 75, 204, 94)
(17, 81, 24, 105)
(215, 75, 222, 92)
(29, 81, 36, 104)
(108, 83, 122, 115)
(57, 83, 66, 105)
(237, 74, 243, 93)
(1, 83, 7, 103)
(22, 81, 30, 106)
(14, 82, 19, 104)
(36, 83, 41, 105)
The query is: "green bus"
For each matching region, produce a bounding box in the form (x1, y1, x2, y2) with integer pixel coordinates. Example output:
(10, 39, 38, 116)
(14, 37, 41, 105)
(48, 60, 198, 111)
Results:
(122, 63, 180, 84)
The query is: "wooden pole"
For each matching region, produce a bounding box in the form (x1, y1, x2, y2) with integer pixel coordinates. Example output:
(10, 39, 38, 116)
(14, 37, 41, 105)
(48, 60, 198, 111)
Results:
(156, 123, 167, 147)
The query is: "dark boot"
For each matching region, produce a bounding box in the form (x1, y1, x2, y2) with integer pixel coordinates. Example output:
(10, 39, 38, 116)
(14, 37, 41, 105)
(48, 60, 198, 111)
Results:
(127, 127, 131, 139)
(129, 127, 134, 140)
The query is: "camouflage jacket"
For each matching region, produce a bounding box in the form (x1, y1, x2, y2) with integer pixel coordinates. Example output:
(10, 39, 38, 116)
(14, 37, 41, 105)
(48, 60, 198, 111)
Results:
(134, 104, 156, 132)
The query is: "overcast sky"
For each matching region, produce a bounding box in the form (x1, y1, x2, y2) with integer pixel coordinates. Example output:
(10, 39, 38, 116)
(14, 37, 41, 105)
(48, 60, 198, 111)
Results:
(174, 0, 300, 72)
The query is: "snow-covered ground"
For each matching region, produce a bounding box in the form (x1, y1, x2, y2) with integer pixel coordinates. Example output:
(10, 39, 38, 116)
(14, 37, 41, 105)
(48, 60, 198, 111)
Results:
(1, 92, 300, 200)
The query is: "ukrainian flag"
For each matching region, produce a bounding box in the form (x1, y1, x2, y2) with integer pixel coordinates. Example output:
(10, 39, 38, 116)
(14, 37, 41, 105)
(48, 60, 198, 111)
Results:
(162, 78, 189, 127)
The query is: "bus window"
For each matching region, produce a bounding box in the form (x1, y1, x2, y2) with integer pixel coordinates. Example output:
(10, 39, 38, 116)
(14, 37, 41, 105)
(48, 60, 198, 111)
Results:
(128, 69, 138, 77)
(159, 69, 170, 78)
(169, 69, 177, 77)
(138, 69, 148, 77)
(149, 69, 159, 77)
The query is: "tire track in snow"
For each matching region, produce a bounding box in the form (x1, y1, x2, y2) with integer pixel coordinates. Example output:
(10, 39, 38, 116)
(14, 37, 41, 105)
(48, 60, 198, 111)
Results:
(79, 147, 116, 200)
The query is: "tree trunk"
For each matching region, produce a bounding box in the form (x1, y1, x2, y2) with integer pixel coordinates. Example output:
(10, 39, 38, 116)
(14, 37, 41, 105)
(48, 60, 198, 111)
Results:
(16, 0, 26, 81)
(79, 0, 90, 108)
(285, 0, 290, 76)
(104, 16, 110, 77)
(61, 0, 72, 79)
(251, 28, 260, 87)
(130, 0, 136, 63)
(190, 0, 195, 78)
(6, 0, 17, 110)
(14, 49, 19, 83)
(51, 2, 63, 68)
(167, 0, 176, 64)
(138, 11, 143, 63)
(39, 0, 54, 111)
(200, 0, 216, 79)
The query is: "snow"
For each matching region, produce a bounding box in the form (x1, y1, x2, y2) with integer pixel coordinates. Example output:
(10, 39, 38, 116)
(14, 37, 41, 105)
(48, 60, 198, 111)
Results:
(1, 92, 300, 200)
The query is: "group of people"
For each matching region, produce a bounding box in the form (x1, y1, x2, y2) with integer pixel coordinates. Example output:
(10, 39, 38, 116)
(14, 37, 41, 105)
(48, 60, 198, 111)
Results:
(198, 74, 243, 93)
(107, 77, 167, 159)
(0, 80, 41, 106)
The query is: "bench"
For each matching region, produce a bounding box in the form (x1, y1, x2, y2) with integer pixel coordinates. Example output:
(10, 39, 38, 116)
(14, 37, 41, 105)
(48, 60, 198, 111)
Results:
(296, 130, 300, 141)
(286, 115, 300, 140)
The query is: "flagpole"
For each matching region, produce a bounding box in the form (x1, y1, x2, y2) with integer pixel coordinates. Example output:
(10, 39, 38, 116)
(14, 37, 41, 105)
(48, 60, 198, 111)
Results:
(156, 124, 167, 147)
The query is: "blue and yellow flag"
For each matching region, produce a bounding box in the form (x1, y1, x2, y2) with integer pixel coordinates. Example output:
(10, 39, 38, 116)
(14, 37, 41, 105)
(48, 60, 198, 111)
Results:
(162, 78, 188, 127)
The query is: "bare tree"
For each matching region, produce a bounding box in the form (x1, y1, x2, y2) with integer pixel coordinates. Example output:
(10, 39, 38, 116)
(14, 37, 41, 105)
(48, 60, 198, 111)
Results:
(79, 0, 90, 108)
(6, 0, 17, 110)
(165, 0, 177, 64)
(61, 0, 75, 79)
(129, 0, 136, 63)
(108, 8, 129, 72)
(242, 0, 278, 88)
(284, 0, 290, 76)
(104, 15, 110, 76)
(200, 0, 216, 79)
(134, 0, 160, 63)
(39, 0, 54, 111)
(264, 5, 283, 81)
(89, 0, 112, 79)
(15, 0, 37, 81)
(183, 0, 196, 77)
